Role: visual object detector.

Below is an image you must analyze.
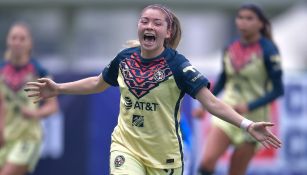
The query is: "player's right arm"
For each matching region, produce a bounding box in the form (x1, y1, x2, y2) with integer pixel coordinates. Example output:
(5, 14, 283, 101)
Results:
(24, 73, 110, 103)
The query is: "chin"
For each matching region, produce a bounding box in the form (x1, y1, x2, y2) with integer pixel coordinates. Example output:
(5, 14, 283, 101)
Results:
(141, 44, 157, 51)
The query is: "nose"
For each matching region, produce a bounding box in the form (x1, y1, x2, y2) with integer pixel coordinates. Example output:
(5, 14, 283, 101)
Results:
(145, 22, 154, 30)
(11, 38, 22, 45)
(237, 20, 246, 28)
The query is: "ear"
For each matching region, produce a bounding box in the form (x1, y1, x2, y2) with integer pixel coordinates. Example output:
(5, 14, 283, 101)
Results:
(166, 28, 171, 39)
(258, 20, 264, 31)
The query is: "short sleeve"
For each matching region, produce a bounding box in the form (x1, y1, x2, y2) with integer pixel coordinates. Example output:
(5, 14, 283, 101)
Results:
(102, 59, 119, 86)
(102, 47, 137, 86)
(175, 61, 210, 99)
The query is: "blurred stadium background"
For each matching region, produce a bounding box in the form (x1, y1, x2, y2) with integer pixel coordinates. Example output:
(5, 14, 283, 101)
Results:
(0, 0, 306, 175)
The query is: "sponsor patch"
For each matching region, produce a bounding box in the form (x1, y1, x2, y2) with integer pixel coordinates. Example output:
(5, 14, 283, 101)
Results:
(132, 115, 144, 127)
(124, 96, 133, 110)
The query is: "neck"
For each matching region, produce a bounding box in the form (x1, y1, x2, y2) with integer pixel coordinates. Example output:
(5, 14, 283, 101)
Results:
(241, 33, 261, 44)
(9, 55, 29, 67)
(141, 47, 165, 59)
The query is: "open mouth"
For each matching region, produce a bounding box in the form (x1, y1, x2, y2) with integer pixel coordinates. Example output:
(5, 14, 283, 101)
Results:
(143, 33, 156, 44)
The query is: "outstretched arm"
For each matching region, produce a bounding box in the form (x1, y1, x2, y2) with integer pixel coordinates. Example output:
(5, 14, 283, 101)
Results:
(196, 87, 282, 149)
(25, 73, 110, 103)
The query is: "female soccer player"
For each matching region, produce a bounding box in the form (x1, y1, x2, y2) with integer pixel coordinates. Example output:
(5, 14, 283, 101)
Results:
(25, 4, 281, 175)
(0, 23, 58, 175)
(197, 4, 284, 175)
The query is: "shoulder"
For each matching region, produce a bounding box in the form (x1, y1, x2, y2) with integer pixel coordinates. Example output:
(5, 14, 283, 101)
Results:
(116, 47, 139, 60)
(164, 48, 189, 67)
(259, 37, 279, 53)
(165, 48, 201, 78)
(30, 59, 44, 69)
(29, 59, 49, 77)
(106, 47, 139, 69)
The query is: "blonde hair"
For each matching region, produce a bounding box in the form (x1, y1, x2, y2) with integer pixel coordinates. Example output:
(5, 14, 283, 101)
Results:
(123, 40, 141, 48)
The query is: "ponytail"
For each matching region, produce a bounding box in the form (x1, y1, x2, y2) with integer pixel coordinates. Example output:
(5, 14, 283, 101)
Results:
(165, 13, 182, 49)
(124, 39, 140, 48)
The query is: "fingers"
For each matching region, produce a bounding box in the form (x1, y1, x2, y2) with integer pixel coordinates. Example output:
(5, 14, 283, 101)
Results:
(265, 137, 281, 149)
(263, 122, 274, 127)
(251, 121, 282, 149)
(26, 82, 45, 87)
(27, 94, 43, 103)
(262, 122, 282, 146)
(33, 97, 43, 104)
(261, 130, 282, 149)
(26, 78, 51, 86)
(24, 86, 40, 92)
(261, 137, 281, 149)
(38, 78, 51, 84)
(24, 79, 48, 92)
(268, 132, 282, 145)
(28, 92, 40, 98)
(261, 140, 271, 149)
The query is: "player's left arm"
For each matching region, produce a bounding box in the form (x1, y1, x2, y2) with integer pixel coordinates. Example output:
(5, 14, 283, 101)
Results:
(196, 87, 243, 127)
(196, 87, 282, 149)
(175, 58, 281, 148)
(247, 48, 284, 111)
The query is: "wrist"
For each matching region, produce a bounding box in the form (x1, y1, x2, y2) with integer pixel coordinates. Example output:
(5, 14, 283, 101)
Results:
(240, 118, 254, 131)
(56, 83, 62, 94)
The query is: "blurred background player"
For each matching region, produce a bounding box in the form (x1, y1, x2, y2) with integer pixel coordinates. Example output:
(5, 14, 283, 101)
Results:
(0, 22, 58, 175)
(197, 3, 284, 175)
(25, 4, 281, 175)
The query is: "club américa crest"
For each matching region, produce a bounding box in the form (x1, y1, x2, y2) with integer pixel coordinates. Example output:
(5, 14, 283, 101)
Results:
(153, 70, 165, 81)
(114, 155, 125, 167)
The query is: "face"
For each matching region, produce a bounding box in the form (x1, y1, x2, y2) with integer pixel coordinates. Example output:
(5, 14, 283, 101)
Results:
(235, 9, 263, 39)
(6, 25, 32, 59)
(138, 8, 171, 57)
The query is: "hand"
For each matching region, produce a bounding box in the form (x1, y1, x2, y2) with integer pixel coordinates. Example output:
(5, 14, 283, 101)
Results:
(233, 104, 249, 114)
(21, 107, 40, 120)
(248, 122, 282, 149)
(24, 78, 59, 103)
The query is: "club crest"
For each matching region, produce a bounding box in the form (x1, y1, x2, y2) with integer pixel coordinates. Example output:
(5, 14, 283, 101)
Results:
(114, 155, 125, 167)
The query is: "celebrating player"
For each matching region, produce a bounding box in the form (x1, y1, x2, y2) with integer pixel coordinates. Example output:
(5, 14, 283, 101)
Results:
(25, 4, 281, 175)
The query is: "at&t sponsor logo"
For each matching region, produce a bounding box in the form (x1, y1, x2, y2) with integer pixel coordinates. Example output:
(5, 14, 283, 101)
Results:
(123, 96, 159, 111)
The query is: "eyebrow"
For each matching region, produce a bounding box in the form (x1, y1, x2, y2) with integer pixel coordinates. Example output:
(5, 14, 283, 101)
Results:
(140, 17, 164, 21)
